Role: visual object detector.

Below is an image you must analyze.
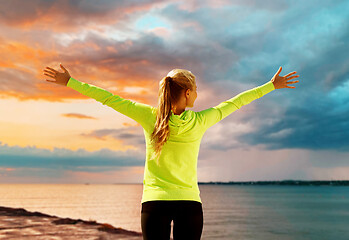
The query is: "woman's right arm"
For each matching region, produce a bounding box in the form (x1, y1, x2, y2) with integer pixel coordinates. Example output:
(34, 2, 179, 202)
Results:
(198, 80, 276, 130)
(198, 66, 300, 130)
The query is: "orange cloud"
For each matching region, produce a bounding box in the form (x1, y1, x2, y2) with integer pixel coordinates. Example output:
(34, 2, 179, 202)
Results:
(0, 40, 57, 69)
(0, 121, 139, 152)
(0, 168, 16, 172)
(61, 113, 97, 120)
(122, 122, 140, 127)
(0, 1, 170, 104)
(0, 0, 164, 31)
(0, 37, 159, 103)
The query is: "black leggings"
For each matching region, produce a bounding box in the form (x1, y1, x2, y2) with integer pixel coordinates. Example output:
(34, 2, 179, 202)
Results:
(141, 200, 203, 240)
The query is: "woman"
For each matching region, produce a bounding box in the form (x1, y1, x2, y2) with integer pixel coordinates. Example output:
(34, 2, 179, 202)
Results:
(43, 64, 299, 240)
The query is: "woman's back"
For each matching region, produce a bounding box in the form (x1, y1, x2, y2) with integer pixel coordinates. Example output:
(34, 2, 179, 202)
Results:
(142, 108, 205, 204)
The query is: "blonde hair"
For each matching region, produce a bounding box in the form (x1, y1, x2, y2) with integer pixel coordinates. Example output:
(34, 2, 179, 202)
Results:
(150, 69, 196, 165)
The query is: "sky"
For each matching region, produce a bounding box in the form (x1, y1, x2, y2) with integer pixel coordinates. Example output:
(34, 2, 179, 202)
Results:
(1, 0, 349, 183)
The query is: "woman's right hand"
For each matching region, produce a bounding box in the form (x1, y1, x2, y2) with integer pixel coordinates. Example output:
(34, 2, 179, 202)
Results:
(271, 66, 300, 89)
(43, 64, 71, 86)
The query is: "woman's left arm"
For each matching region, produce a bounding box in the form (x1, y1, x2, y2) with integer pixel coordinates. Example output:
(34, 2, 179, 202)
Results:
(66, 77, 154, 128)
(43, 64, 154, 128)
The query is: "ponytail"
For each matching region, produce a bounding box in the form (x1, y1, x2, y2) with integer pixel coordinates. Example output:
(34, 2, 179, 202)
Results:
(150, 76, 173, 165)
(150, 70, 196, 166)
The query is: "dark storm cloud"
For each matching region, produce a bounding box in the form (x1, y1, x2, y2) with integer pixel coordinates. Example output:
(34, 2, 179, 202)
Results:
(238, 98, 349, 152)
(0, 0, 162, 28)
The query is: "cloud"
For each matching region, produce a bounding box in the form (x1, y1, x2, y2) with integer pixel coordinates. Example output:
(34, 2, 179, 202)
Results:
(0, 140, 145, 171)
(0, 0, 164, 30)
(61, 113, 97, 119)
(237, 78, 349, 152)
(0, 67, 39, 99)
(80, 126, 145, 146)
(1, 0, 349, 186)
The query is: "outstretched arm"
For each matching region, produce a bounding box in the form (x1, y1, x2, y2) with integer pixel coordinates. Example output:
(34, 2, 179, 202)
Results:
(199, 80, 275, 130)
(199, 66, 300, 130)
(43, 64, 155, 128)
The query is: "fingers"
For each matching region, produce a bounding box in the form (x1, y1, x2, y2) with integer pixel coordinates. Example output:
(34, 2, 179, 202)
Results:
(43, 66, 63, 84)
(276, 66, 282, 75)
(43, 70, 55, 78)
(286, 75, 299, 80)
(60, 64, 67, 73)
(43, 68, 57, 78)
(45, 66, 59, 73)
(44, 72, 55, 78)
(284, 71, 297, 78)
(286, 80, 299, 87)
(286, 80, 299, 89)
(43, 69, 55, 74)
(287, 80, 299, 83)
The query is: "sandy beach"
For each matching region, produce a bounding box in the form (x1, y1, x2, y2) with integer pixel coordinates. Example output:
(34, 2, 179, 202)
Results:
(0, 205, 143, 239)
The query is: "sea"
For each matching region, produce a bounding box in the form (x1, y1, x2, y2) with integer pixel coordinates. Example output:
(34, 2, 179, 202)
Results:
(0, 184, 348, 240)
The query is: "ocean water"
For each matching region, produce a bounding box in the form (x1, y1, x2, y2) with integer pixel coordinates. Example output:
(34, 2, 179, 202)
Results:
(0, 184, 348, 240)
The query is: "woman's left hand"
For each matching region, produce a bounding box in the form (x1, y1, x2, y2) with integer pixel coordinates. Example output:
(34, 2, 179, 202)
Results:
(43, 64, 71, 86)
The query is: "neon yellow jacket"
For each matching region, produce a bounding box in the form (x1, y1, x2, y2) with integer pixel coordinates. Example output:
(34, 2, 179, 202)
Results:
(67, 77, 275, 203)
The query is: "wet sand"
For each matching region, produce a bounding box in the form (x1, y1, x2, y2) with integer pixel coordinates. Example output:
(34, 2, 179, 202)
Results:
(0, 205, 143, 239)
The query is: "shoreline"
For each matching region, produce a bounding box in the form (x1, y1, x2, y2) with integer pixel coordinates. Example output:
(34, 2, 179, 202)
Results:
(0, 205, 143, 239)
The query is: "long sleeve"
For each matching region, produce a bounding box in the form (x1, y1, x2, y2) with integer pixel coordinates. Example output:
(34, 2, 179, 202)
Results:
(66, 77, 155, 129)
(199, 80, 275, 130)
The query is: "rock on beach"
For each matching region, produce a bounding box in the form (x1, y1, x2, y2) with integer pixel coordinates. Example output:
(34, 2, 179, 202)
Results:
(0, 205, 143, 240)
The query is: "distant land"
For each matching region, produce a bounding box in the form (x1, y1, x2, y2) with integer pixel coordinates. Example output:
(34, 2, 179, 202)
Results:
(197, 180, 349, 186)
